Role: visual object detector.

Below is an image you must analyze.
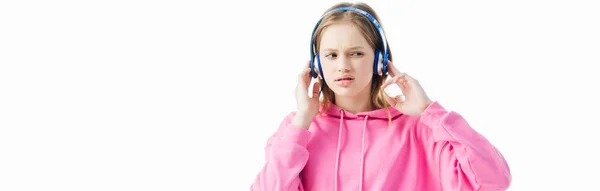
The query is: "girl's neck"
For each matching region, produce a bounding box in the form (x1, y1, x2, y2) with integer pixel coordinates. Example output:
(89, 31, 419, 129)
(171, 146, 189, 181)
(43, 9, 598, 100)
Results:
(334, 90, 372, 114)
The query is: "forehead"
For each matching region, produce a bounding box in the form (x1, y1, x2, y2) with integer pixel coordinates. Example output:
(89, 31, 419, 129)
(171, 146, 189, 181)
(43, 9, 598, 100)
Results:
(319, 22, 370, 50)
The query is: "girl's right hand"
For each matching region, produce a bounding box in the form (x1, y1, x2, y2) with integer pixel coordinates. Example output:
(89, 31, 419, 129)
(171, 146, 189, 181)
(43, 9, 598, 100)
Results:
(292, 61, 321, 129)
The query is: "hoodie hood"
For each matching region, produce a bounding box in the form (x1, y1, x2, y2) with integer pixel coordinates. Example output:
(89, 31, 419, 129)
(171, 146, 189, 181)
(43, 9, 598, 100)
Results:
(320, 103, 404, 120)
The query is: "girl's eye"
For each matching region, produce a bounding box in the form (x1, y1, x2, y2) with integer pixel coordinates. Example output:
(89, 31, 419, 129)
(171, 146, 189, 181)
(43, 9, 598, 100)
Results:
(324, 52, 362, 59)
(352, 52, 364, 56)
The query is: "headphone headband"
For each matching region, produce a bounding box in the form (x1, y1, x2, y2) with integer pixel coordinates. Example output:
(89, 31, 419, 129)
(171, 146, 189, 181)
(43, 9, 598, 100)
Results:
(309, 6, 389, 78)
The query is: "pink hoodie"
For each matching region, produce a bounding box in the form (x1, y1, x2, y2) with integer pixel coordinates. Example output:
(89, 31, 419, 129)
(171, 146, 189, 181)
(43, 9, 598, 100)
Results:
(250, 101, 511, 191)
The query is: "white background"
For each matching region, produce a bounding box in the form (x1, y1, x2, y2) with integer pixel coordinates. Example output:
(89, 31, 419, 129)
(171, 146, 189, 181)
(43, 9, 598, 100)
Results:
(1, 0, 599, 190)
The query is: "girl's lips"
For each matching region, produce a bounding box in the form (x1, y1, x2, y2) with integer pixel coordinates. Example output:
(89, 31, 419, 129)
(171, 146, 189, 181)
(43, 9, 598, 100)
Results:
(335, 79, 354, 87)
(335, 75, 355, 81)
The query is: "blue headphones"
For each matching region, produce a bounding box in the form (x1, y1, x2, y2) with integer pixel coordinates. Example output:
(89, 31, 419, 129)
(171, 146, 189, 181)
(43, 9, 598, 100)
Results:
(309, 6, 390, 80)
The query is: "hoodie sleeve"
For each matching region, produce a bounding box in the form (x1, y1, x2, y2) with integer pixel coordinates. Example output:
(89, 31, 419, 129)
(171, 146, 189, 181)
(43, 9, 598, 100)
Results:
(419, 101, 512, 191)
(250, 113, 311, 191)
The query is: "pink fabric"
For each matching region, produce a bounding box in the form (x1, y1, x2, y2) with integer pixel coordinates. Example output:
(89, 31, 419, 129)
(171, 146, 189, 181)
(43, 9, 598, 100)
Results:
(250, 101, 511, 191)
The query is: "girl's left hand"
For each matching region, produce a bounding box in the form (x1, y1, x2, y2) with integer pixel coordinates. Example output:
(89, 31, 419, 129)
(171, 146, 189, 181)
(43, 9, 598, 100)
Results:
(381, 60, 433, 116)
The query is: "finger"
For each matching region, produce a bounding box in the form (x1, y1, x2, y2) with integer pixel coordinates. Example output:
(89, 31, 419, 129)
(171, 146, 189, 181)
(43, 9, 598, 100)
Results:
(401, 73, 423, 93)
(298, 68, 312, 89)
(398, 79, 409, 95)
(387, 60, 401, 77)
(311, 80, 321, 99)
(300, 60, 311, 76)
(383, 90, 405, 106)
(303, 68, 312, 85)
(381, 74, 407, 89)
(395, 95, 405, 107)
(404, 73, 419, 84)
(383, 77, 411, 98)
(383, 90, 397, 106)
(381, 75, 400, 89)
(395, 95, 405, 104)
(299, 67, 310, 79)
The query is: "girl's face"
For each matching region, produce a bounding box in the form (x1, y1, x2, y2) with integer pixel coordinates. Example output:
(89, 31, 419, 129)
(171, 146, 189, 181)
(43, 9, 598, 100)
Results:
(318, 22, 375, 98)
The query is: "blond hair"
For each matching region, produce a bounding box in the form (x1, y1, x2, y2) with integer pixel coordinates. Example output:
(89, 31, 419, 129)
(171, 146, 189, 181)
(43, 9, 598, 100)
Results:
(313, 2, 394, 122)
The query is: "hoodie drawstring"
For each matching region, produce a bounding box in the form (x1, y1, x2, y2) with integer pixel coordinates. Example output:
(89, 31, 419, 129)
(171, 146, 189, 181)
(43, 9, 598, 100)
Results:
(334, 110, 344, 191)
(359, 115, 368, 191)
(334, 110, 369, 191)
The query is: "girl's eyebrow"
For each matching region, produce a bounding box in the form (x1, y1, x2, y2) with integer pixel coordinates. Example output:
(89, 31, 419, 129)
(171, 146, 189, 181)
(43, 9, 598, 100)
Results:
(322, 46, 365, 51)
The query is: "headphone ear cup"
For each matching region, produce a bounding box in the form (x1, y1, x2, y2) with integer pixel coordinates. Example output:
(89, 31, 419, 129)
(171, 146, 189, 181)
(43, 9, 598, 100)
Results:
(310, 54, 319, 78)
(374, 50, 383, 76)
(382, 53, 388, 75)
(378, 52, 384, 75)
(314, 54, 322, 79)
